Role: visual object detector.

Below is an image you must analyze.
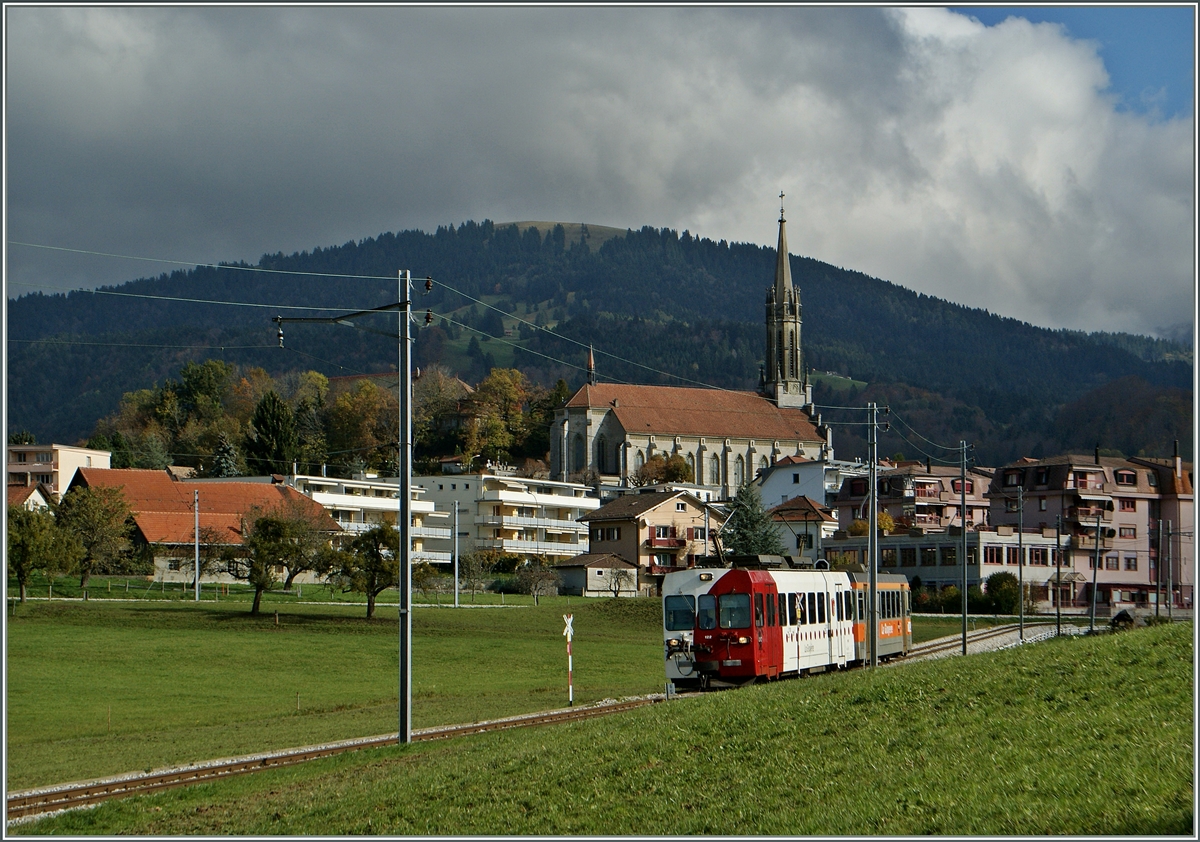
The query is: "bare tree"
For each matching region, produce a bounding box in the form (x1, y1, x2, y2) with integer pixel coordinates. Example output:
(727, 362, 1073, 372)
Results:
(459, 550, 497, 602)
(607, 565, 637, 598)
(516, 557, 559, 606)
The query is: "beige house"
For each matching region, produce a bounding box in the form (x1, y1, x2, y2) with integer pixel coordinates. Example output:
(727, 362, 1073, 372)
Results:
(555, 554, 640, 598)
(7, 444, 111, 497)
(580, 489, 726, 594)
(834, 463, 995, 533)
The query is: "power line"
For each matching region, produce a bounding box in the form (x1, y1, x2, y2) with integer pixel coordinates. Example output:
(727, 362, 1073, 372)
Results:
(8, 241, 398, 281)
(7, 280, 354, 313)
(8, 337, 276, 351)
(889, 411, 964, 452)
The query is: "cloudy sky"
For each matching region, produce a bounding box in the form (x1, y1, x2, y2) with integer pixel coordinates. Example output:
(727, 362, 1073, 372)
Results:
(5, 6, 1195, 339)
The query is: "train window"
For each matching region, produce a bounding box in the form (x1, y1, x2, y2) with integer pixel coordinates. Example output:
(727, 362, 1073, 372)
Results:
(834, 593, 841, 622)
(754, 593, 765, 628)
(779, 593, 788, 625)
(797, 593, 807, 625)
(698, 594, 717, 629)
(664, 595, 696, 631)
(787, 593, 797, 625)
(766, 594, 776, 627)
(719, 593, 751, 629)
(817, 592, 826, 624)
(844, 592, 853, 620)
(857, 591, 865, 620)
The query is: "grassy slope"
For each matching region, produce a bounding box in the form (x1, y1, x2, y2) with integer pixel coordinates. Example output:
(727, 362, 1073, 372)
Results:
(16, 622, 1192, 836)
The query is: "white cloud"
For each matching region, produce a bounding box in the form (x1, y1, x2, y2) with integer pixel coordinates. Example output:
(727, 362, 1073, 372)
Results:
(5, 7, 1193, 337)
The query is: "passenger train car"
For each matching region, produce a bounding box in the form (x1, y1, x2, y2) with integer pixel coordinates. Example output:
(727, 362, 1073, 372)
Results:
(663, 561, 911, 689)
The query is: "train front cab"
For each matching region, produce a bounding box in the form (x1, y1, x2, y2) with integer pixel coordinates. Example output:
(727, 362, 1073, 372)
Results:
(847, 572, 912, 662)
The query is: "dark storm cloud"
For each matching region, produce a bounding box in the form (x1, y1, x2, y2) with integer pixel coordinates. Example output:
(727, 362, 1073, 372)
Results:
(5, 7, 1193, 338)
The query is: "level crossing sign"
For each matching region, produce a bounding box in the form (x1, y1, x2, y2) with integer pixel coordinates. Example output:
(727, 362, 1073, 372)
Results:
(563, 614, 574, 706)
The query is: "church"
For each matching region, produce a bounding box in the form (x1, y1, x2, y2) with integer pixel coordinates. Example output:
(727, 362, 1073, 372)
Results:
(550, 204, 832, 500)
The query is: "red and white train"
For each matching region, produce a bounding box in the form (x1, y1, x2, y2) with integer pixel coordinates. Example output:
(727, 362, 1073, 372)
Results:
(663, 560, 911, 689)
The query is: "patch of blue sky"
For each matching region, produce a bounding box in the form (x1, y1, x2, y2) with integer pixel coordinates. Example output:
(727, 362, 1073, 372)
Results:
(949, 6, 1194, 120)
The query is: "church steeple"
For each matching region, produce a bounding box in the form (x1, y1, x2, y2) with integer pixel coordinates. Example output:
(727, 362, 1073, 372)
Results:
(764, 194, 809, 409)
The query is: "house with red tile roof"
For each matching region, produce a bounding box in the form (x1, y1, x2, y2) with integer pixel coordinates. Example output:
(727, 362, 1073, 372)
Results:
(767, 495, 839, 559)
(551, 209, 831, 499)
(69, 468, 339, 583)
(6, 483, 52, 511)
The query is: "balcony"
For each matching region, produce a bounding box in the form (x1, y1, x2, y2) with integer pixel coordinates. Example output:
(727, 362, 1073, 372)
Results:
(647, 536, 688, 548)
(1067, 506, 1112, 524)
(412, 550, 453, 564)
(474, 515, 587, 533)
(477, 538, 583, 557)
(411, 525, 453, 540)
(1071, 535, 1112, 551)
(648, 563, 689, 576)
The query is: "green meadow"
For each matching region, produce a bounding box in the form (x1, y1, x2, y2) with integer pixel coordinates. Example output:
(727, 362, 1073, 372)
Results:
(13, 622, 1192, 835)
(6, 595, 661, 789)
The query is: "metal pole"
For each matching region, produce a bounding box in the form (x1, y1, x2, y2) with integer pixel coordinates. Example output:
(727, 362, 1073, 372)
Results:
(1155, 516, 1163, 618)
(453, 503, 460, 608)
(1055, 514, 1062, 637)
(960, 441, 968, 656)
(868, 402, 878, 668)
(399, 269, 413, 744)
(1017, 485, 1023, 640)
(1166, 520, 1173, 621)
(1089, 511, 1100, 632)
(194, 490, 201, 602)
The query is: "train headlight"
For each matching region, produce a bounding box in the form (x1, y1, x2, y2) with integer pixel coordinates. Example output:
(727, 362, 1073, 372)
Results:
(736, 636, 749, 645)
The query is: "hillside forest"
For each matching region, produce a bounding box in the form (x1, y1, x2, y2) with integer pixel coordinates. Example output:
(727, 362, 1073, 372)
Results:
(7, 219, 1193, 468)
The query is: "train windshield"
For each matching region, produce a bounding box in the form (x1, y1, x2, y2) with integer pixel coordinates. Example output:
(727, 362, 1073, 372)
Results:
(718, 593, 751, 629)
(664, 595, 696, 631)
(697, 594, 717, 629)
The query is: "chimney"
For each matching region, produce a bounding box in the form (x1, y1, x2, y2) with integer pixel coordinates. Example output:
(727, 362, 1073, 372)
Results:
(926, 457, 931, 474)
(1094, 444, 1100, 465)
(1175, 439, 1181, 479)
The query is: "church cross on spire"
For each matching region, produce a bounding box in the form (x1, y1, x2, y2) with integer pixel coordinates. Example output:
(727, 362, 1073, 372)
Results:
(779, 190, 785, 221)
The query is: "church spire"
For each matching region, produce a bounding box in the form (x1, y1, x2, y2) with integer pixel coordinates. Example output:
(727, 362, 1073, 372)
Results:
(763, 194, 808, 408)
(587, 345, 596, 386)
(775, 191, 792, 302)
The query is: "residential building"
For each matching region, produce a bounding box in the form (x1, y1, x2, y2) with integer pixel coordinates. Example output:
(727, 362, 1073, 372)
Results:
(987, 451, 1193, 610)
(68, 468, 340, 583)
(413, 472, 598, 564)
(757, 455, 872, 516)
(768, 495, 839, 560)
(197, 473, 451, 565)
(555, 553, 640, 598)
(550, 208, 831, 499)
(7, 444, 111, 496)
(834, 463, 994, 532)
(825, 526, 1071, 610)
(579, 489, 726, 594)
(6, 483, 52, 511)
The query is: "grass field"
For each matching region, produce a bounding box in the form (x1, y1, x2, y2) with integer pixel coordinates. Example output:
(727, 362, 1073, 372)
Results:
(5, 596, 662, 789)
(13, 622, 1192, 835)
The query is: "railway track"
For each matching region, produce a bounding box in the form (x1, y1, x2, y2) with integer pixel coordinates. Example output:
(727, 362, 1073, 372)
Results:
(907, 621, 1065, 660)
(6, 697, 661, 823)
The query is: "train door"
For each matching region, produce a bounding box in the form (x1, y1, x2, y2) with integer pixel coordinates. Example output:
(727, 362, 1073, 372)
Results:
(832, 580, 847, 666)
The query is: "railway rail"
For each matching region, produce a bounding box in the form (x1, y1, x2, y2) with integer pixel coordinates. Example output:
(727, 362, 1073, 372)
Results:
(6, 698, 660, 823)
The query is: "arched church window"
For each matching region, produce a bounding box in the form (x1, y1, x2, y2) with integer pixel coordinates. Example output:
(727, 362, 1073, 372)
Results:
(788, 330, 796, 378)
(573, 434, 585, 473)
(758, 456, 769, 476)
(634, 450, 645, 474)
(595, 435, 608, 474)
(686, 452, 696, 481)
(709, 456, 720, 486)
(734, 455, 745, 487)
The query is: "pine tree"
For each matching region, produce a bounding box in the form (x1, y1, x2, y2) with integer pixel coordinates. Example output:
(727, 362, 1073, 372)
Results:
(720, 483, 786, 557)
(244, 390, 298, 475)
(208, 434, 242, 478)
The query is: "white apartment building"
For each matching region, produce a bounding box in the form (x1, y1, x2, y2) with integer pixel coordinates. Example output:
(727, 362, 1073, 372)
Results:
(757, 455, 872, 517)
(195, 473, 452, 565)
(7, 444, 111, 496)
(413, 472, 600, 563)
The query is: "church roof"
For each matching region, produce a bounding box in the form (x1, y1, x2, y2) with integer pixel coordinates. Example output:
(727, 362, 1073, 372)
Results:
(565, 383, 822, 443)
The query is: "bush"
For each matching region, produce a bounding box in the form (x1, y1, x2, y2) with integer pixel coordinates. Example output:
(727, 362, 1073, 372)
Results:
(984, 571, 1021, 614)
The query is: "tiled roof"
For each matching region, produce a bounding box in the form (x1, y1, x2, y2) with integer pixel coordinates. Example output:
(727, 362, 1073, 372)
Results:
(565, 383, 822, 442)
(767, 495, 837, 524)
(581, 491, 686, 522)
(555, 553, 636, 569)
(6, 484, 45, 507)
(72, 468, 339, 545)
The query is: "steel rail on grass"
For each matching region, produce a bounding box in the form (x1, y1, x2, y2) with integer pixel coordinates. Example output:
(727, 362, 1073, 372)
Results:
(7, 698, 660, 822)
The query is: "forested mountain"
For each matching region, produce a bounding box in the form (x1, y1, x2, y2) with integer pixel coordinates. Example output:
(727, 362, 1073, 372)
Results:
(7, 220, 1193, 465)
